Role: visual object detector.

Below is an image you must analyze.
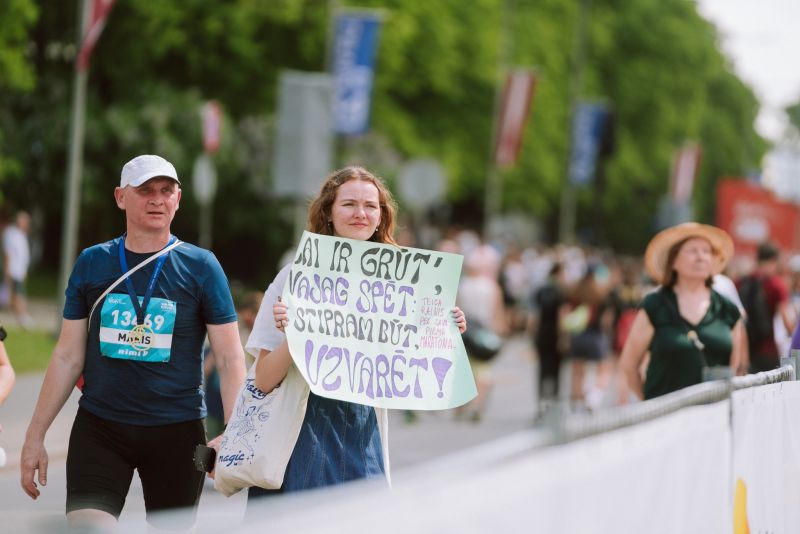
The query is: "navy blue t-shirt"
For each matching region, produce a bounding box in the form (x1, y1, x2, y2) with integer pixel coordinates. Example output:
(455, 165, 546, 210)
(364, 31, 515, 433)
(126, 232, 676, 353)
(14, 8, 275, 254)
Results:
(64, 236, 237, 425)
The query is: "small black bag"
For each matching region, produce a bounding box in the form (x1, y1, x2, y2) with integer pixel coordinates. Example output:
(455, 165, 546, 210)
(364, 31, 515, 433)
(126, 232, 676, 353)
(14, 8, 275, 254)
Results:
(462, 324, 503, 362)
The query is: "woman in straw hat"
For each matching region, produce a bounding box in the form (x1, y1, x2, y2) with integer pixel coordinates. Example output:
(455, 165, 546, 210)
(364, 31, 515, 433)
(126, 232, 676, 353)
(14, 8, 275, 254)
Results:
(618, 223, 744, 400)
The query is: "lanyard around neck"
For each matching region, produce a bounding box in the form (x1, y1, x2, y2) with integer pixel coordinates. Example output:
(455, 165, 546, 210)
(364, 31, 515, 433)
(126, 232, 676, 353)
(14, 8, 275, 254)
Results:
(118, 234, 175, 326)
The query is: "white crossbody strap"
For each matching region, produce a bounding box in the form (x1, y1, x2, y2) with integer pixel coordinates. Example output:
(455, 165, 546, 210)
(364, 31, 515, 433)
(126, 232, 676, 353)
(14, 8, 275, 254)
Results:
(87, 239, 183, 330)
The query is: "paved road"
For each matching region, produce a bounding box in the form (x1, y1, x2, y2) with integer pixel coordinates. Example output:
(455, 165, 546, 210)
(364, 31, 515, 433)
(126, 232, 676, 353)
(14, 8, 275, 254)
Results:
(0, 308, 541, 531)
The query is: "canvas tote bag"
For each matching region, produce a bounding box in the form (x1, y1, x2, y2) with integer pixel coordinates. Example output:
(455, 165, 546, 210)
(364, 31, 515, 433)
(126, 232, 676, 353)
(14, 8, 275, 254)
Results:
(213, 358, 310, 496)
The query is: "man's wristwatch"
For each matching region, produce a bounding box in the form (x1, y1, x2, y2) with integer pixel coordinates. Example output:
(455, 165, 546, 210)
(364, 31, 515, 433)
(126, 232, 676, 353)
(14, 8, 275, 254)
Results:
(0, 325, 6, 342)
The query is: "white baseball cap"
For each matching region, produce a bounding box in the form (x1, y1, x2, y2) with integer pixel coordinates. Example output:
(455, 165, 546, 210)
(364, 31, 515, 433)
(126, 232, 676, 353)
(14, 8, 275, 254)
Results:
(120, 154, 180, 188)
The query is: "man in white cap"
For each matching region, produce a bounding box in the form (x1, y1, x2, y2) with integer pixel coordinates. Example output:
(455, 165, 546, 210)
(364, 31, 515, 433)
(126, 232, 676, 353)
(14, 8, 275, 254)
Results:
(20, 155, 247, 530)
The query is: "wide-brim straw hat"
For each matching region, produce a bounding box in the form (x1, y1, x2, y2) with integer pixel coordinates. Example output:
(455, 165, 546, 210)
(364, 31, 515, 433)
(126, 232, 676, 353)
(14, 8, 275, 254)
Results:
(644, 222, 734, 284)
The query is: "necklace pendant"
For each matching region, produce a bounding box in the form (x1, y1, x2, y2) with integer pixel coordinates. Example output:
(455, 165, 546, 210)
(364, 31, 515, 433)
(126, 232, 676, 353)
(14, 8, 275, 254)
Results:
(687, 330, 705, 351)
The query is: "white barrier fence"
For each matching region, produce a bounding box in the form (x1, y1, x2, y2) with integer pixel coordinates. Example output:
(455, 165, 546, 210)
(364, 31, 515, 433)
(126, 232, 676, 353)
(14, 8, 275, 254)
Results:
(237, 367, 800, 534)
(732, 380, 800, 532)
(121, 366, 796, 533)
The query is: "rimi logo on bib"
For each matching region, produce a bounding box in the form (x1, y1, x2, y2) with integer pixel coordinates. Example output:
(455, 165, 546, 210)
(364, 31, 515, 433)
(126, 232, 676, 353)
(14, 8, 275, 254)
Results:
(99, 293, 177, 362)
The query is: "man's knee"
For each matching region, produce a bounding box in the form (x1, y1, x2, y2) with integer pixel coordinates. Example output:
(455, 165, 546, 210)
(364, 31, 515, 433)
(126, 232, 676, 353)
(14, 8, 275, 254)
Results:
(67, 508, 117, 532)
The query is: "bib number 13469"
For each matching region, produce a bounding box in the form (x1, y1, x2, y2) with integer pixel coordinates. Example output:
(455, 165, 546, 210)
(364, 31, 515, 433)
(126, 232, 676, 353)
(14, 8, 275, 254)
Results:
(110, 309, 166, 330)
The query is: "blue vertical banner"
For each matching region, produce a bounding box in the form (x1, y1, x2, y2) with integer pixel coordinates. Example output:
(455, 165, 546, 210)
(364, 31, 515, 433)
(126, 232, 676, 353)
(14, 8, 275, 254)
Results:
(568, 102, 610, 186)
(332, 12, 382, 136)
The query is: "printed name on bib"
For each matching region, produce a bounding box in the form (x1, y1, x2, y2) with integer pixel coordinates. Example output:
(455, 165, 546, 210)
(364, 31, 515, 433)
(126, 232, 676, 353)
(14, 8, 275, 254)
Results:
(99, 294, 177, 362)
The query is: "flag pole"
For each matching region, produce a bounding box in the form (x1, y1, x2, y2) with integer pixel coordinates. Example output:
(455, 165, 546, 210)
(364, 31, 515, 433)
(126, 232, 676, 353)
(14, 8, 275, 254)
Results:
(483, 0, 513, 239)
(558, 0, 591, 245)
(56, 0, 91, 329)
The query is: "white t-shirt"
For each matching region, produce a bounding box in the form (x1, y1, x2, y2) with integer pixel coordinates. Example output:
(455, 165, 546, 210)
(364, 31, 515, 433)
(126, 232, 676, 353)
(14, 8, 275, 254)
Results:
(712, 274, 745, 316)
(246, 264, 291, 358)
(3, 225, 30, 281)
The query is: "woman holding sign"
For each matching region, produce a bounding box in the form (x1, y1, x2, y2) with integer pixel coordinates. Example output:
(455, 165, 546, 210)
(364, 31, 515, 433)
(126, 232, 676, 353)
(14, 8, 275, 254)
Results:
(243, 166, 467, 500)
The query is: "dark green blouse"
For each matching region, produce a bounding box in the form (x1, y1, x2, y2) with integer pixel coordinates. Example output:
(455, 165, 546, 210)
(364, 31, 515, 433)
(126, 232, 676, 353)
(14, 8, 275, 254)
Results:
(642, 288, 741, 400)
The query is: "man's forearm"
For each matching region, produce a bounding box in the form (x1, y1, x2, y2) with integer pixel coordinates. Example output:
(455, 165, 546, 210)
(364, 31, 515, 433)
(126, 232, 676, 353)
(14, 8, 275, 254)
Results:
(207, 322, 247, 425)
(25, 352, 82, 441)
(217, 358, 246, 424)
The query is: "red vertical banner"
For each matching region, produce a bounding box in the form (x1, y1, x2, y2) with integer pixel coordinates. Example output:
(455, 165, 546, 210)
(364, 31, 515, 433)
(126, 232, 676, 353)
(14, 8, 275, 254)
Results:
(670, 143, 702, 204)
(494, 69, 537, 169)
(76, 0, 116, 71)
(201, 101, 222, 155)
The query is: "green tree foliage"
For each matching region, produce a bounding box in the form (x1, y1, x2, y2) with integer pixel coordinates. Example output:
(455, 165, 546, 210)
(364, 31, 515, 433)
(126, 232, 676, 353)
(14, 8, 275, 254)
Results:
(0, 0, 38, 202)
(0, 0, 37, 92)
(585, 0, 765, 251)
(1, 0, 765, 286)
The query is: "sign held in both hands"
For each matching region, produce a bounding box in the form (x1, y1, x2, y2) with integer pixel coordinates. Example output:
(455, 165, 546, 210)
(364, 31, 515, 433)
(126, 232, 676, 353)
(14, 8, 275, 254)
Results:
(282, 231, 477, 410)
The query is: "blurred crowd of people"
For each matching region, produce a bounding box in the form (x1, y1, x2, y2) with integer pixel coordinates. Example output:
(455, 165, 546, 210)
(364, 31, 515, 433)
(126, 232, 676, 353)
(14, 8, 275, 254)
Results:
(413, 223, 800, 421)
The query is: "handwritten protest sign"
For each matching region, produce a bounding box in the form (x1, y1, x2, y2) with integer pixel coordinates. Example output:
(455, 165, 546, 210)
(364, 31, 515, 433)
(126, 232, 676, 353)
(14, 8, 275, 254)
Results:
(282, 231, 477, 410)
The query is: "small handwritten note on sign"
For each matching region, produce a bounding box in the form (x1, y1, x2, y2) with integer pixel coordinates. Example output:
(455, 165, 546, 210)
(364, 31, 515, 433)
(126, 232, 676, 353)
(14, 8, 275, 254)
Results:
(282, 231, 477, 410)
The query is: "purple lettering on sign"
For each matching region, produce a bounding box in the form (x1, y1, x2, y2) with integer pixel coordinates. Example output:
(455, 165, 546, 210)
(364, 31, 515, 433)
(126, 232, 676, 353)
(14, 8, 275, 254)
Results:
(374, 353, 391, 398)
(397, 285, 414, 316)
(358, 357, 375, 398)
(391, 352, 410, 397)
(371, 281, 386, 312)
(321, 346, 343, 391)
(289, 270, 349, 306)
(343, 348, 364, 392)
(356, 279, 374, 313)
(298, 337, 452, 402)
(431, 357, 452, 398)
(355, 280, 415, 316)
(408, 357, 429, 398)
(316, 274, 349, 306)
(305, 339, 328, 386)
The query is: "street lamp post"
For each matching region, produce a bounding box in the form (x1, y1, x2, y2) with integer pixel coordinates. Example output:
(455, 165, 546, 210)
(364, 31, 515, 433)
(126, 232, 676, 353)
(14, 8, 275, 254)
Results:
(57, 0, 91, 327)
(558, 0, 591, 245)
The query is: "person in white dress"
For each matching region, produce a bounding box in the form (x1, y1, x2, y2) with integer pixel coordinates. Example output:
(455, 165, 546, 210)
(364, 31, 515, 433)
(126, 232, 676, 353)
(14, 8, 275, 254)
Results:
(3, 211, 33, 328)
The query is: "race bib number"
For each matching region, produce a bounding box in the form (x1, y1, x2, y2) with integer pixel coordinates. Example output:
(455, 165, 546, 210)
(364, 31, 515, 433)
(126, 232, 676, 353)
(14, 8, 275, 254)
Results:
(98, 294, 177, 362)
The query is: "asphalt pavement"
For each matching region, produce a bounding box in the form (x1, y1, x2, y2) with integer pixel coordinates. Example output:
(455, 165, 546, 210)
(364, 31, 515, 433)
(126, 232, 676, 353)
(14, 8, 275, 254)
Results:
(0, 300, 541, 531)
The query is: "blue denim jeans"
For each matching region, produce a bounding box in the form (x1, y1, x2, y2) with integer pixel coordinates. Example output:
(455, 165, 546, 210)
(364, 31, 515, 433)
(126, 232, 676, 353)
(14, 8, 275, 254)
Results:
(248, 392, 384, 501)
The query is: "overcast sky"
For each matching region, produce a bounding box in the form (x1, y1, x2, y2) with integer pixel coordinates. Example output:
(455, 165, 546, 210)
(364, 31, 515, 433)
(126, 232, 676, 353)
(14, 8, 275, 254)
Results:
(696, 0, 800, 141)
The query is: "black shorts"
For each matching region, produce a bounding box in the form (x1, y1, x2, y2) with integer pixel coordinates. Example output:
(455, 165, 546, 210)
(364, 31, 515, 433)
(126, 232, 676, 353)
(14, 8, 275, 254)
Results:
(66, 407, 206, 526)
(569, 331, 608, 361)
